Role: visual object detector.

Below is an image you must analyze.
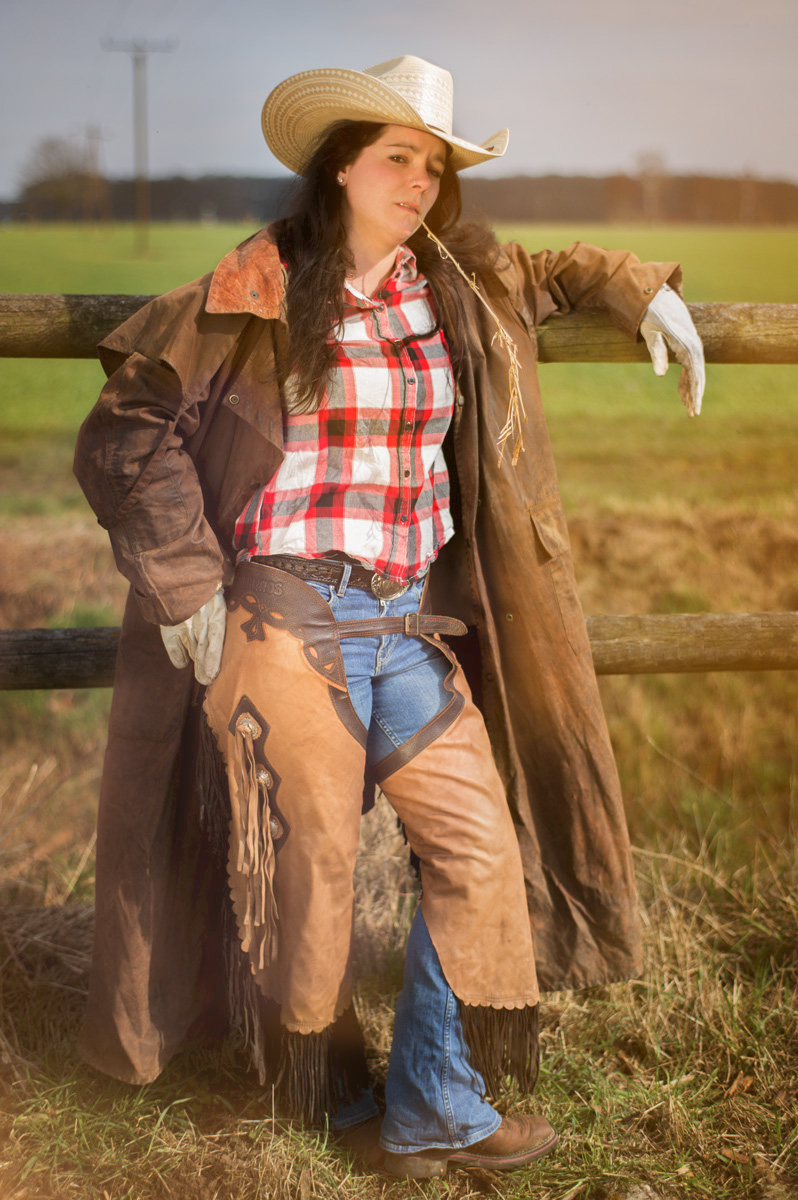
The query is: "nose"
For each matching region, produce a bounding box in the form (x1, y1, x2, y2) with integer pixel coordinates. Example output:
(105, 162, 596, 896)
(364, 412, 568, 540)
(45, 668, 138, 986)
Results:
(412, 167, 434, 190)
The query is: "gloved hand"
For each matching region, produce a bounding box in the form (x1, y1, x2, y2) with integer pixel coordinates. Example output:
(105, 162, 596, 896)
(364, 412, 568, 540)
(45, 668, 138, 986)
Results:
(640, 283, 705, 416)
(160, 585, 226, 686)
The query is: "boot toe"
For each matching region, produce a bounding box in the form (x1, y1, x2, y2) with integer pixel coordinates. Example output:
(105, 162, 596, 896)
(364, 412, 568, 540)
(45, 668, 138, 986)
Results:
(449, 1113, 559, 1169)
(382, 1113, 559, 1178)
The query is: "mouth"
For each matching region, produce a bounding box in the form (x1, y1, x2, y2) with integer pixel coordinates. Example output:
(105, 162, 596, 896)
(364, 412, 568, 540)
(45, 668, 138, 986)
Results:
(397, 202, 420, 216)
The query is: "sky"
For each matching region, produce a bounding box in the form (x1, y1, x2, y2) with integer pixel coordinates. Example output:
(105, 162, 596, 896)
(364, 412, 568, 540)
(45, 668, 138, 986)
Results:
(2, 0, 797, 200)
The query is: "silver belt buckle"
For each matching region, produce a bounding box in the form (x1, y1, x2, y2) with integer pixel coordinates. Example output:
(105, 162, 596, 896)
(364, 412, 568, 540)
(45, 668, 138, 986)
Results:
(370, 572, 410, 601)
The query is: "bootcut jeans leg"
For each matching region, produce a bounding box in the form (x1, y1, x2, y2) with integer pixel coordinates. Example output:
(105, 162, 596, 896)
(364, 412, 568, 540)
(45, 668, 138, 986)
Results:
(379, 907, 500, 1152)
(302, 574, 499, 1144)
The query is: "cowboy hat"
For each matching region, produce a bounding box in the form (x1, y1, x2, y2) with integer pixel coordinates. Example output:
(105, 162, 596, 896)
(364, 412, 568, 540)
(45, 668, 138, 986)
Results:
(261, 54, 509, 175)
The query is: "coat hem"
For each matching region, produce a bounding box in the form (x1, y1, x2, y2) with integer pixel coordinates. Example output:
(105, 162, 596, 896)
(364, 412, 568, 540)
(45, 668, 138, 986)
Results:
(540, 965, 644, 993)
(77, 1038, 168, 1087)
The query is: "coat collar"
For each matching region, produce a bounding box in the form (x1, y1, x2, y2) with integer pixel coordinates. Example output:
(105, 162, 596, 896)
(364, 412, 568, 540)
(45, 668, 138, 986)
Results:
(205, 226, 287, 321)
(205, 224, 521, 323)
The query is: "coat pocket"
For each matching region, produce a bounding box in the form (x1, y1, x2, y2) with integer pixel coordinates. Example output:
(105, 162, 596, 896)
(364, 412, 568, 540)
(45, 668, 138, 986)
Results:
(529, 503, 588, 656)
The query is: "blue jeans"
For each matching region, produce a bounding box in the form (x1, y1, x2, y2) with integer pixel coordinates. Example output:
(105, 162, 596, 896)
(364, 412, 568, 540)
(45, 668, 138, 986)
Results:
(305, 570, 501, 1152)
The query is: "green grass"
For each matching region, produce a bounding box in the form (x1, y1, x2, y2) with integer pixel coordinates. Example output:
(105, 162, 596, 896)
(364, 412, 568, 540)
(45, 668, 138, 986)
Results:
(494, 223, 798, 303)
(4, 221, 796, 301)
(2, 223, 797, 515)
(0, 222, 262, 294)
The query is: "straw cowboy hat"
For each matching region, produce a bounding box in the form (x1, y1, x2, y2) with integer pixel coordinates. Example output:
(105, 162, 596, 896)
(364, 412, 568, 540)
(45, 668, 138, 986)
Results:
(261, 54, 509, 175)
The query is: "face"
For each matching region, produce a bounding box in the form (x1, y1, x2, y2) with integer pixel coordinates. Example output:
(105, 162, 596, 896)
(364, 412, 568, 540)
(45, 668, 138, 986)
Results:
(337, 124, 448, 255)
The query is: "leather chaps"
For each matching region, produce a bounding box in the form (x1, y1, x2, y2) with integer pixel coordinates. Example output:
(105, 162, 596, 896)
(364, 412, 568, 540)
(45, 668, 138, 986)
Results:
(201, 560, 540, 1117)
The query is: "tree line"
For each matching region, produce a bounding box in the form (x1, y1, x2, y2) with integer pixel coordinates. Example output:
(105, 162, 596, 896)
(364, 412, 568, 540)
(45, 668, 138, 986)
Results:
(9, 137, 798, 224)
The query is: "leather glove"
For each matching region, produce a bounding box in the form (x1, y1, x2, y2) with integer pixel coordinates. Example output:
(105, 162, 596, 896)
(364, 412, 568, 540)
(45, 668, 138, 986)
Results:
(160, 585, 227, 686)
(640, 283, 705, 416)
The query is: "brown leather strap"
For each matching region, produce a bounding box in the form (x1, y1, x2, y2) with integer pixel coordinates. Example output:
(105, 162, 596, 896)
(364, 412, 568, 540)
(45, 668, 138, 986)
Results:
(336, 614, 467, 639)
(253, 553, 416, 596)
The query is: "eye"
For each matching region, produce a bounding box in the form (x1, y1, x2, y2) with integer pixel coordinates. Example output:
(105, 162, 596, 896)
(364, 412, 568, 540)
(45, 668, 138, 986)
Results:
(428, 166, 443, 179)
(389, 154, 408, 164)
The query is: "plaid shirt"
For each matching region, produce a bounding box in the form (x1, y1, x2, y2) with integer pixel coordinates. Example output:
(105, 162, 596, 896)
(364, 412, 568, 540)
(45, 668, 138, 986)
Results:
(234, 246, 455, 583)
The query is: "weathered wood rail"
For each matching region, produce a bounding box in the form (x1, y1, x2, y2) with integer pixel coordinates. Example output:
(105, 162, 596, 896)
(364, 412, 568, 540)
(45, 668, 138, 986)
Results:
(2, 292, 797, 688)
(1, 294, 798, 362)
(1, 613, 797, 690)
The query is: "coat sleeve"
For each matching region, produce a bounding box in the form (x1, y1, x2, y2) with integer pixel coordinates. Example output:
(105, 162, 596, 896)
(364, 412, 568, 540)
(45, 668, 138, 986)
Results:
(505, 241, 683, 337)
(74, 348, 225, 627)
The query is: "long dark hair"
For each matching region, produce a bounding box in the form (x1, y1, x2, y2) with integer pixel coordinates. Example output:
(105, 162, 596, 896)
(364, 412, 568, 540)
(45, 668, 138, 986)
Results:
(275, 121, 500, 411)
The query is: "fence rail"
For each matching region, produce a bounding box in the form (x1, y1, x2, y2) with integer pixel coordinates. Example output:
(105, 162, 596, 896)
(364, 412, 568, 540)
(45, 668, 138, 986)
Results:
(1, 613, 797, 691)
(1, 295, 798, 363)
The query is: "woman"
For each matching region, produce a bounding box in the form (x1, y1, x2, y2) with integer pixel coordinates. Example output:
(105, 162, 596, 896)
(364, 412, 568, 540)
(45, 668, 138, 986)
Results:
(74, 55, 704, 1180)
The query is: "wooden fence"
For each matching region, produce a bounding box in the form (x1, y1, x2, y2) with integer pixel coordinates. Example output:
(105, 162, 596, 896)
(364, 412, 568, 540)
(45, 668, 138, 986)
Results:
(1, 294, 797, 689)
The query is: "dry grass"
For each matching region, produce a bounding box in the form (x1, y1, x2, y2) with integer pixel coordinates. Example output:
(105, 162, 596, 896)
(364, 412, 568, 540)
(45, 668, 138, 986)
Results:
(1, 797, 797, 1199)
(0, 517, 128, 631)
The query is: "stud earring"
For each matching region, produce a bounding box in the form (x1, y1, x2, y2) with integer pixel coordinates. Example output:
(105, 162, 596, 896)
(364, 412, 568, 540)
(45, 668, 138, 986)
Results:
(337, 175, 345, 185)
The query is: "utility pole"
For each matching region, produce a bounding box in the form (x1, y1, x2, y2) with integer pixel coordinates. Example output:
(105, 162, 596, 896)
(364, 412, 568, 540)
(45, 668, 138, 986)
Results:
(102, 38, 177, 254)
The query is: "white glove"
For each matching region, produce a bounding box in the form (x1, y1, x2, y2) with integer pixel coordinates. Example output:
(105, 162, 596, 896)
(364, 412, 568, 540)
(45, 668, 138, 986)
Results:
(160, 585, 227, 686)
(640, 283, 705, 416)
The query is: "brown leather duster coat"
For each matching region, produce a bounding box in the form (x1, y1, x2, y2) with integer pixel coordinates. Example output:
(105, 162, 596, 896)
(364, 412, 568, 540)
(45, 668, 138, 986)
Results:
(74, 227, 680, 1085)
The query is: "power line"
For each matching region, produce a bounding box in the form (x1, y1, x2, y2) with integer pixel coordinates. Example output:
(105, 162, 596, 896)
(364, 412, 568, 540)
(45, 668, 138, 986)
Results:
(102, 38, 177, 253)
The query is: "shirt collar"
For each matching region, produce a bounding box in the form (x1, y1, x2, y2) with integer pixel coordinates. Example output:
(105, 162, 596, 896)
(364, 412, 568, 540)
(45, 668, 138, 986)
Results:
(394, 244, 418, 282)
(344, 244, 420, 307)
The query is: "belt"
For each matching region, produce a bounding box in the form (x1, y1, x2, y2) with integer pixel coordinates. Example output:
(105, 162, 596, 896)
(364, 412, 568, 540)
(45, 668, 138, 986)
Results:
(336, 612, 467, 638)
(254, 554, 418, 601)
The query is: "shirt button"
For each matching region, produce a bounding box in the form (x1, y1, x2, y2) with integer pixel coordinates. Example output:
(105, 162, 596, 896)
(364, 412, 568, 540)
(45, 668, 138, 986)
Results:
(405, 421, 413, 431)
(400, 516, 408, 523)
(404, 470, 410, 478)
(228, 394, 240, 405)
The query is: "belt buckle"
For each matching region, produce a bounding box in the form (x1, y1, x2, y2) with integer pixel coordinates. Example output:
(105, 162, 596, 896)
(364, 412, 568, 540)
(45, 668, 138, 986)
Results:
(370, 572, 410, 601)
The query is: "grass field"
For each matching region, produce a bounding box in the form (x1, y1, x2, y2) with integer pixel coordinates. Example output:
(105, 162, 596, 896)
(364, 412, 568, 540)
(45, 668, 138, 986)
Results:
(1, 223, 797, 1199)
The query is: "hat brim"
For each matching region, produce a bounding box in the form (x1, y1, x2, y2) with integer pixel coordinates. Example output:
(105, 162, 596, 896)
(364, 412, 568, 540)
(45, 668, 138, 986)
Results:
(262, 66, 508, 175)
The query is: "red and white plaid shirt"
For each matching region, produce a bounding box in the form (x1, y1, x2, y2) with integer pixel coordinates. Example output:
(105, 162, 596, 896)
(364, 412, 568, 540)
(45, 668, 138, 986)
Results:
(234, 246, 455, 583)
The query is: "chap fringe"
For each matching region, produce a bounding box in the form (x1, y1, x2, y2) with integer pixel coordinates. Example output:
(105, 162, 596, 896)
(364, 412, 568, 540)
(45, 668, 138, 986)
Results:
(460, 1001, 540, 1098)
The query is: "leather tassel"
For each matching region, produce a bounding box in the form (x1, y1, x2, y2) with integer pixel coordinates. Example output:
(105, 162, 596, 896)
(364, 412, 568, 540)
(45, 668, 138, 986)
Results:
(233, 711, 279, 969)
(460, 1002, 540, 1098)
(255, 765, 279, 967)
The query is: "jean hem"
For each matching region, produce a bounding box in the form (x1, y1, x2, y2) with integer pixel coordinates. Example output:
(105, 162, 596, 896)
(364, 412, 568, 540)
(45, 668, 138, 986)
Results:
(379, 1111, 502, 1155)
(330, 1096, 381, 1132)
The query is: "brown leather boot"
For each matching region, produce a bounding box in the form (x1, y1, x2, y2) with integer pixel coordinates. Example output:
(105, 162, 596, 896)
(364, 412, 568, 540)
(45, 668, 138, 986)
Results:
(383, 1114, 559, 1179)
(335, 1114, 385, 1170)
